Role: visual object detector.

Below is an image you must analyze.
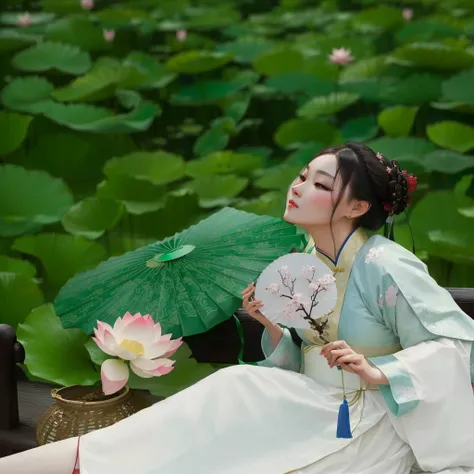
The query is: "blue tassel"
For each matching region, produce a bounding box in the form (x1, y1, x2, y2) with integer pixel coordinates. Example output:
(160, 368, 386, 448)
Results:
(336, 398, 352, 439)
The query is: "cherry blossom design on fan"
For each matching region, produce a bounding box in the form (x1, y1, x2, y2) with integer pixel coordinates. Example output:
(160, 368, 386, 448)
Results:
(255, 253, 338, 338)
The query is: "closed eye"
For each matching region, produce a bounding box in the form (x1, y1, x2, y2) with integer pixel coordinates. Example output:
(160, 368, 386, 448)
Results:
(315, 182, 331, 191)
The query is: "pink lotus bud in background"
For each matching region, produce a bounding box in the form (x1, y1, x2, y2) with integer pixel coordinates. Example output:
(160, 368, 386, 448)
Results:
(328, 48, 354, 66)
(81, 0, 94, 10)
(402, 8, 413, 21)
(103, 29, 115, 42)
(18, 13, 32, 27)
(176, 29, 187, 41)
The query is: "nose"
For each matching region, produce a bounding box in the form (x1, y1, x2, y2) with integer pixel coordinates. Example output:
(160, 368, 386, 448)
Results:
(291, 184, 301, 197)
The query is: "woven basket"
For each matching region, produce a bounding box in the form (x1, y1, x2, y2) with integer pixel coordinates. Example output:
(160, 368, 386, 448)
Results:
(36, 385, 150, 445)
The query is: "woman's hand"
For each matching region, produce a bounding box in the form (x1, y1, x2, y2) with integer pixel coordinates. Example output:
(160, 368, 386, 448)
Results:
(320, 340, 389, 385)
(241, 282, 283, 346)
(241, 282, 266, 323)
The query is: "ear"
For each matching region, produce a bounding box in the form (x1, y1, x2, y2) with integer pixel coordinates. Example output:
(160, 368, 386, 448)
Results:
(348, 200, 371, 219)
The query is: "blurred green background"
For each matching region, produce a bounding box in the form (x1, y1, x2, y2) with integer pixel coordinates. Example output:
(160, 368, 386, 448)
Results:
(1, 0, 474, 393)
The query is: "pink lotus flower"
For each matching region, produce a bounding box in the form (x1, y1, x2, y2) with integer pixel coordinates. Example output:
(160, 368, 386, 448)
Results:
(103, 29, 115, 42)
(93, 312, 183, 395)
(176, 29, 187, 41)
(402, 8, 413, 21)
(329, 48, 354, 66)
(81, 0, 94, 10)
(18, 13, 31, 27)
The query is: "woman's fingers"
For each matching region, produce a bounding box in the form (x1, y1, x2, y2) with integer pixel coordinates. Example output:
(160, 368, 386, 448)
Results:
(327, 348, 353, 368)
(320, 340, 349, 357)
(244, 300, 263, 311)
(337, 353, 364, 368)
(241, 282, 255, 295)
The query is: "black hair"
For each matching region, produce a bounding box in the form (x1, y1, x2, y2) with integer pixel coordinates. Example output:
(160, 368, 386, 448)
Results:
(315, 141, 411, 231)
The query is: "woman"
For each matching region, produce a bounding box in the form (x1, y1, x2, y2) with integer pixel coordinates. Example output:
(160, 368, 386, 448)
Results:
(2, 142, 474, 474)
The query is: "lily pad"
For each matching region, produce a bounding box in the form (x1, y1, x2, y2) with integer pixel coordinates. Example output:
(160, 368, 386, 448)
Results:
(0, 29, 41, 52)
(185, 175, 248, 208)
(42, 101, 160, 133)
(97, 176, 167, 215)
(339, 56, 388, 82)
(120, 51, 176, 90)
(0, 272, 44, 328)
(341, 116, 379, 142)
(352, 6, 403, 32)
(297, 92, 360, 118)
(220, 93, 251, 122)
(62, 197, 124, 239)
(13, 41, 91, 75)
(421, 150, 474, 174)
(166, 50, 233, 74)
(427, 121, 474, 153)
(285, 143, 324, 167)
(384, 74, 443, 105)
(13, 233, 106, 298)
(0, 111, 33, 155)
(46, 16, 111, 52)
(52, 58, 124, 102)
(410, 191, 474, 262)
(0, 12, 55, 25)
(0, 165, 73, 237)
(442, 69, 474, 104)
(171, 80, 247, 105)
(253, 47, 305, 76)
(377, 106, 419, 137)
(235, 191, 286, 218)
(186, 151, 264, 178)
(129, 191, 201, 241)
(274, 118, 342, 149)
(193, 127, 230, 158)
(1, 76, 54, 114)
(367, 137, 436, 161)
(217, 38, 274, 63)
(17, 304, 99, 386)
(391, 42, 474, 71)
(104, 151, 185, 186)
(0, 255, 36, 278)
(265, 73, 335, 97)
(254, 164, 301, 190)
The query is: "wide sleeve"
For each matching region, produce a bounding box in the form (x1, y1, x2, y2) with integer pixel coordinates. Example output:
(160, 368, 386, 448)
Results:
(367, 280, 435, 416)
(356, 238, 474, 418)
(256, 327, 301, 372)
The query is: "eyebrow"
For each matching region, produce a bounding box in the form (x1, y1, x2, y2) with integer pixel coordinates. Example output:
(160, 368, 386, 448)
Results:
(304, 165, 335, 180)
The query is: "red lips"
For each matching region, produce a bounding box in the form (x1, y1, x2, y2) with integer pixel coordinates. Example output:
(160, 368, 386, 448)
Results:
(288, 199, 299, 209)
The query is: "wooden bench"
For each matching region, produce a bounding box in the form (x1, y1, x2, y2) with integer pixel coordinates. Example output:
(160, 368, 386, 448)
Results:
(1, 288, 473, 457)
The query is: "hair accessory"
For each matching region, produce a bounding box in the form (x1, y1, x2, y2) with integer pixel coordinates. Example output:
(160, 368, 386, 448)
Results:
(376, 153, 384, 162)
(382, 160, 417, 216)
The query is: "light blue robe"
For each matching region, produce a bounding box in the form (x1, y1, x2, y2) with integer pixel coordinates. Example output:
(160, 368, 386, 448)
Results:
(259, 233, 474, 420)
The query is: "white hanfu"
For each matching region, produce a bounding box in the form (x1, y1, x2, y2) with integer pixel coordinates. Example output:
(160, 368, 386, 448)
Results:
(2, 230, 474, 474)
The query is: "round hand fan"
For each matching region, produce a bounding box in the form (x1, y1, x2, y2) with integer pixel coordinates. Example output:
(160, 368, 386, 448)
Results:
(254, 253, 337, 330)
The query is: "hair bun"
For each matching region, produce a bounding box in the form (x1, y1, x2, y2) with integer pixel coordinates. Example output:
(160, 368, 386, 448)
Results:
(383, 160, 417, 215)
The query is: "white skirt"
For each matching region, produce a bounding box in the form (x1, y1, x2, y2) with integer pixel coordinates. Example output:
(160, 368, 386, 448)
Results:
(78, 364, 416, 474)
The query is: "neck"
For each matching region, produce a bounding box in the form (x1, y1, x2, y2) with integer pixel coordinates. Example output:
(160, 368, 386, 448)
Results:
(306, 220, 356, 261)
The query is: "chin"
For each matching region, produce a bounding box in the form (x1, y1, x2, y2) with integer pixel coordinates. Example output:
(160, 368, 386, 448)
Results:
(283, 209, 298, 224)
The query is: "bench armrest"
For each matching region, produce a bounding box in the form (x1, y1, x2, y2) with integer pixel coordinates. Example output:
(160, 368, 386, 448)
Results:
(0, 324, 24, 431)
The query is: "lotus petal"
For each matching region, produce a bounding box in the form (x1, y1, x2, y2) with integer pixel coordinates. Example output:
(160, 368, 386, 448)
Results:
(130, 357, 175, 378)
(101, 358, 129, 395)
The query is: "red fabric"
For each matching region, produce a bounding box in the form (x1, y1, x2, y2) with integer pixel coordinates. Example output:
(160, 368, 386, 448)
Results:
(72, 437, 81, 474)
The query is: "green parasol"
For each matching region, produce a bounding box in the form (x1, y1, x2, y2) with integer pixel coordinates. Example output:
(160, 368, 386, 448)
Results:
(54, 207, 305, 337)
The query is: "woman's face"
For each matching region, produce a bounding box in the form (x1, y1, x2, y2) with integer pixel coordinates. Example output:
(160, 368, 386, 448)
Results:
(283, 153, 353, 228)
